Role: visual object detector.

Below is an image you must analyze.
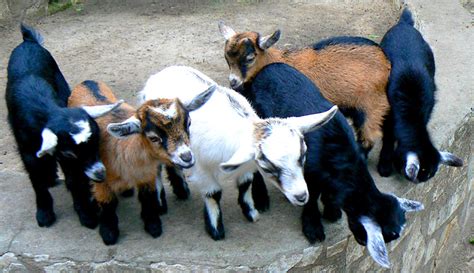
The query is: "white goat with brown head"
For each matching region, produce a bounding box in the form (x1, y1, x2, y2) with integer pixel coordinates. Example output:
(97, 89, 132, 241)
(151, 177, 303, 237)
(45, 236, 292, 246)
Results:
(139, 66, 338, 240)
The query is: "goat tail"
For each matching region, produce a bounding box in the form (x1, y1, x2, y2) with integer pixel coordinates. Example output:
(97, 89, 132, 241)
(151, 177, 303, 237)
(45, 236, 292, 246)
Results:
(399, 8, 414, 26)
(20, 23, 44, 45)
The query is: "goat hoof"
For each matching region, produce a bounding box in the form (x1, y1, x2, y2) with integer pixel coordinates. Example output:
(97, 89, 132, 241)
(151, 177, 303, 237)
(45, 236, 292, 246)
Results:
(243, 209, 260, 222)
(120, 188, 134, 198)
(145, 220, 163, 238)
(254, 194, 270, 213)
(99, 225, 119, 245)
(377, 161, 393, 177)
(173, 183, 190, 200)
(207, 226, 225, 241)
(303, 224, 326, 244)
(48, 178, 63, 187)
(322, 207, 342, 222)
(78, 213, 98, 229)
(36, 209, 56, 227)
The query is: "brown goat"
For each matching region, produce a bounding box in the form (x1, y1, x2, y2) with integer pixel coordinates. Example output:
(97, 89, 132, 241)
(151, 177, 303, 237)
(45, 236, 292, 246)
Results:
(68, 80, 214, 245)
(219, 23, 391, 152)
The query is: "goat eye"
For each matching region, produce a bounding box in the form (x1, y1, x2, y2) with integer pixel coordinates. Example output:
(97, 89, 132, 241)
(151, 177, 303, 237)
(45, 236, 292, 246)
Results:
(61, 151, 77, 159)
(246, 54, 255, 62)
(148, 135, 161, 143)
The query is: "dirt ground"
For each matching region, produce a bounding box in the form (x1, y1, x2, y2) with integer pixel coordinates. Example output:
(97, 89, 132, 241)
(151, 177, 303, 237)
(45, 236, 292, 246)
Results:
(0, 0, 399, 172)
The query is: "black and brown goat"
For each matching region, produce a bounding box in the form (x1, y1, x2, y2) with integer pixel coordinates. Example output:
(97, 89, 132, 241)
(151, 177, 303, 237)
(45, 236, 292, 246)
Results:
(219, 23, 391, 153)
(68, 80, 214, 245)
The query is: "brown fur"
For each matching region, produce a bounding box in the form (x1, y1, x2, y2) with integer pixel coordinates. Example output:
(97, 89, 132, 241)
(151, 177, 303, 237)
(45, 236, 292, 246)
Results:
(68, 81, 190, 204)
(224, 33, 391, 149)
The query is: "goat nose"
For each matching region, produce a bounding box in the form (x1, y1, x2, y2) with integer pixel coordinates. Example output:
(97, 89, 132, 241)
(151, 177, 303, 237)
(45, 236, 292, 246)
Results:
(295, 193, 308, 203)
(230, 79, 238, 87)
(180, 151, 193, 163)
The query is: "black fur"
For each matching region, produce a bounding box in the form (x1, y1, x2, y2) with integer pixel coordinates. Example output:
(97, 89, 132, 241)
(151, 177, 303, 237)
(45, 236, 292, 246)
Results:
(138, 186, 163, 238)
(98, 198, 119, 245)
(243, 63, 407, 245)
(82, 80, 108, 102)
(377, 9, 455, 182)
(237, 180, 254, 222)
(5, 24, 103, 228)
(251, 173, 269, 212)
(313, 36, 379, 51)
(166, 166, 190, 200)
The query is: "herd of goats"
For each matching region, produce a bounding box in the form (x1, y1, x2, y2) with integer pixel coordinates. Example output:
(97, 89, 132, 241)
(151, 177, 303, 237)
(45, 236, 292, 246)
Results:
(4, 8, 464, 268)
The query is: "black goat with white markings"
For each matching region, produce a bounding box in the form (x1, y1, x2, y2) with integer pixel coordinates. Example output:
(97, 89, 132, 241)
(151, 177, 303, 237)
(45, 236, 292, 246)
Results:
(377, 9, 463, 182)
(242, 63, 424, 268)
(5, 24, 121, 228)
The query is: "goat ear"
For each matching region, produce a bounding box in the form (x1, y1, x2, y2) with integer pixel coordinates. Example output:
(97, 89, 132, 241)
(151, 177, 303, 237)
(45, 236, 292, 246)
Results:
(107, 116, 141, 138)
(439, 151, 463, 167)
(359, 216, 391, 269)
(218, 21, 236, 40)
(185, 85, 216, 112)
(393, 195, 424, 212)
(36, 128, 58, 158)
(220, 146, 255, 173)
(405, 152, 420, 182)
(82, 100, 124, 119)
(258, 30, 281, 50)
(287, 105, 338, 134)
(70, 120, 92, 145)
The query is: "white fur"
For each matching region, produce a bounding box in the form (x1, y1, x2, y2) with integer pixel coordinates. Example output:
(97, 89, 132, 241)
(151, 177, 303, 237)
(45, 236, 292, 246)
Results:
(405, 151, 420, 179)
(205, 197, 221, 229)
(155, 167, 164, 207)
(139, 66, 334, 227)
(151, 102, 177, 120)
(229, 72, 243, 86)
(171, 144, 195, 168)
(360, 216, 391, 268)
(36, 128, 58, 158)
(71, 120, 92, 144)
(218, 21, 236, 40)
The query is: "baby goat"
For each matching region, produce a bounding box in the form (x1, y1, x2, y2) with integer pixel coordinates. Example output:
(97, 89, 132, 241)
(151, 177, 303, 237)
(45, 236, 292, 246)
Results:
(218, 22, 391, 154)
(68, 80, 214, 245)
(377, 9, 463, 182)
(139, 66, 337, 240)
(6, 24, 121, 229)
(243, 63, 423, 268)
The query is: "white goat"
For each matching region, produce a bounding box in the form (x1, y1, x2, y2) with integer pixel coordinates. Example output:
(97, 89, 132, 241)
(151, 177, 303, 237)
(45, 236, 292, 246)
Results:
(139, 66, 338, 240)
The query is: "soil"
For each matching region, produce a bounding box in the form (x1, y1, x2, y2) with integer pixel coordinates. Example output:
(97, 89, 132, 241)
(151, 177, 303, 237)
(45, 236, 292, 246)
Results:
(0, 0, 399, 172)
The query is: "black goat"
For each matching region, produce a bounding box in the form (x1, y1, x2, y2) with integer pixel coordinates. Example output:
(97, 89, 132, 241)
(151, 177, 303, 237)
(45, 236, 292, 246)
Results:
(242, 63, 423, 268)
(377, 9, 463, 182)
(5, 24, 121, 228)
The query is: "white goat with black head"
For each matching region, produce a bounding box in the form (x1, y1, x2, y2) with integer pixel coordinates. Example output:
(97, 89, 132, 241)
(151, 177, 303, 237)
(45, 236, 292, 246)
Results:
(139, 66, 338, 240)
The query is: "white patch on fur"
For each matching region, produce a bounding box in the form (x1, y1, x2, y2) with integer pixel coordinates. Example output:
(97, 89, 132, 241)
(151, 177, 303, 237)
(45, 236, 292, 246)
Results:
(218, 21, 236, 40)
(84, 161, 105, 181)
(392, 194, 424, 212)
(360, 216, 391, 268)
(36, 128, 58, 158)
(243, 187, 259, 222)
(229, 73, 243, 88)
(151, 103, 177, 120)
(155, 169, 164, 207)
(258, 125, 308, 205)
(205, 196, 220, 230)
(405, 152, 420, 180)
(71, 120, 92, 144)
(171, 144, 194, 168)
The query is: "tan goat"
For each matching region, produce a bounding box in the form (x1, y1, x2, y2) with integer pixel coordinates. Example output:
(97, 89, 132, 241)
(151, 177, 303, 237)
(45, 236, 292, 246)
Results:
(68, 80, 214, 245)
(219, 23, 391, 153)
